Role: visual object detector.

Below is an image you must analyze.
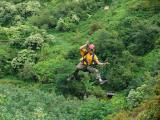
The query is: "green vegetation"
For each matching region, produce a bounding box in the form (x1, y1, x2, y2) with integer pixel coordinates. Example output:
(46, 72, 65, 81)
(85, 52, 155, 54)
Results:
(0, 0, 160, 119)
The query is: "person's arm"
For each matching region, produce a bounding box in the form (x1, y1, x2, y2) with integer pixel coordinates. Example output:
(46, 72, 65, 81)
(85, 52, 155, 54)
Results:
(95, 60, 110, 66)
(80, 41, 89, 50)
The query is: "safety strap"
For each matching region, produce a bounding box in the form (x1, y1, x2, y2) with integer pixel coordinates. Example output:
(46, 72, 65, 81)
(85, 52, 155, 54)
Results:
(92, 53, 95, 65)
(82, 52, 88, 65)
(82, 52, 95, 66)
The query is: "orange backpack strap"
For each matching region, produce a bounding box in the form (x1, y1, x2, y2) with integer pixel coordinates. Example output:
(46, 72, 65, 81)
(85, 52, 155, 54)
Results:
(81, 52, 89, 65)
(80, 48, 87, 57)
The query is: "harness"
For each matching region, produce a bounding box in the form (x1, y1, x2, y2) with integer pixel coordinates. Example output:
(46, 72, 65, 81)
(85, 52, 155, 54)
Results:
(81, 52, 96, 66)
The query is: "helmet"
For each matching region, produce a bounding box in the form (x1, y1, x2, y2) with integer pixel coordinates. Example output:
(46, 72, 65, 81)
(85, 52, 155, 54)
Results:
(88, 44, 95, 50)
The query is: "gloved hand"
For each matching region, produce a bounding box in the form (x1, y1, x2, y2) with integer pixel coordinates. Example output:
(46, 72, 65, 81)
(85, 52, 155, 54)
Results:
(86, 40, 90, 45)
(102, 62, 110, 66)
(105, 62, 110, 65)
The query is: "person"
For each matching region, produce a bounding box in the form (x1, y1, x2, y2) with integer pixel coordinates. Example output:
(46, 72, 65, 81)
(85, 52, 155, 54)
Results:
(68, 41, 109, 84)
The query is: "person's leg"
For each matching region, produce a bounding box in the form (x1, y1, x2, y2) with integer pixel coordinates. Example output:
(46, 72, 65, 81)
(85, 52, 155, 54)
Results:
(68, 62, 86, 81)
(87, 66, 101, 80)
(87, 66, 107, 84)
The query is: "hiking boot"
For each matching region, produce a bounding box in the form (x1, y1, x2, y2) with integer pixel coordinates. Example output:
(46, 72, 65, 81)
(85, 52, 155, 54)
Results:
(67, 74, 75, 81)
(67, 77, 71, 81)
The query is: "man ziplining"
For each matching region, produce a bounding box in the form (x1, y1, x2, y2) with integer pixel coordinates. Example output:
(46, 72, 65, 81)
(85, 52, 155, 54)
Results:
(67, 41, 109, 84)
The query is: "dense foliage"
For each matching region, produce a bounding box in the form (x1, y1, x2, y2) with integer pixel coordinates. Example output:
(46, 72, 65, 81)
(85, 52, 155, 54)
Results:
(0, 0, 160, 119)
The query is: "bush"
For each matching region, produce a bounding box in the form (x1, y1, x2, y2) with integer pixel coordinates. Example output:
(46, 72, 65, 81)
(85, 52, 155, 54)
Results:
(129, 0, 160, 15)
(77, 95, 125, 120)
(107, 65, 133, 91)
(29, 9, 57, 29)
(137, 96, 160, 120)
(127, 83, 153, 108)
(77, 97, 109, 120)
(16, 1, 41, 18)
(155, 37, 160, 48)
(24, 33, 44, 50)
(56, 17, 75, 32)
(11, 49, 37, 72)
(0, 46, 13, 78)
(0, 26, 24, 48)
(57, 73, 106, 99)
(0, 0, 42, 26)
(0, 25, 40, 48)
(18, 61, 35, 81)
(121, 23, 160, 56)
(33, 58, 74, 83)
(128, 26, 160, 55)
(50, 0, 105, 31)
(104, 0, 113, 5)
(94, 29, 124, 60)
(121, 16, 140, 28)
(67, 46, 80, 60)
(70, 13, 80, 24)
(152, 58, 160, 76)
(0, 25, 55, 49)
(0, 1, 18, 26)
(0, 83, 81, 120)
(104, 50, 142, 91)
(89, 22, 102, 35)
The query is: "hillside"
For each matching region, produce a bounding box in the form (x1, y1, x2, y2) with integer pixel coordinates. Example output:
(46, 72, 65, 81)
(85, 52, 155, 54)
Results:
(0, 0, 160, 119)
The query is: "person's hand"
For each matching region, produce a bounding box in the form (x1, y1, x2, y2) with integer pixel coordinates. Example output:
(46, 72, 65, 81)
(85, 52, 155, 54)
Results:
(103, 62, 110, 66)
(105, 62, 110, 65)
(86, 40, 90, 45)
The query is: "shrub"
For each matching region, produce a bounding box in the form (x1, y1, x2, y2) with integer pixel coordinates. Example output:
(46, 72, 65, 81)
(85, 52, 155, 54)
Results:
(71, 13, 80, 24)
(129, 0, 160, 15)
(18, 61, 35, 81)
(67, 46, 80, 60)
(0, 84, 81, 120)
(152, 14, 160, 27)
(0, 1, 18, 26)
(155, 37, 160, 48)
(104, 0, 113, 5)
(56, 17, 75, 32)
(29, 9, 57, 29)
(152, 58, 160, 76)
(104, 50, 142, 91)
(137, 96, 160, 120)
(94, 29, 124, 60)
(24, 33, 44, 50)
(127, 83, 153, 108)
(89, 22, 102, 35)
(107, 65, 133, 91)
(77, 97, 109, 120)
(0, 25, 41, 49)
(11, 49, 37, 72)
(16, 1, 41, 18)
(77, 95, 125, 120)
(57, 79, 87, 99)
(121, 16, 140, 28)
(0, 26, 24, 48)
(128, 26, 160, 55)
(0, 46, 13, 78)
(51, 0, 105, 31)
(57, 73, 106, 99)
(33, 58, 74, 83)
(1, 25, 54, 49)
